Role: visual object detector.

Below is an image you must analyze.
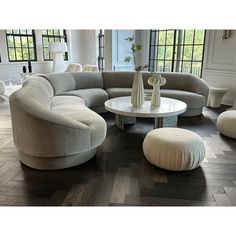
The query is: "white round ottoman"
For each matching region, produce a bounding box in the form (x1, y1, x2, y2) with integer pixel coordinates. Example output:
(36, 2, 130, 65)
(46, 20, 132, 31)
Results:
(143, 128, 205, 171)
(217, 110, 236, 139)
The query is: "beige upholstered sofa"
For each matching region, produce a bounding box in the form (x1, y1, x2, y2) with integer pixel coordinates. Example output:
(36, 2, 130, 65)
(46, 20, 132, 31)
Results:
(9, 76, 107, 170)
(9, 71, 208, 170)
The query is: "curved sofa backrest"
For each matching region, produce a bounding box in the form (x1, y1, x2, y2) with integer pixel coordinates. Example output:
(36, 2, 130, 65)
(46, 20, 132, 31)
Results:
(43, 72, 103, 95)
(103, 71, 209, 97)
(72, 72, 103, 89)
(42, 72, 76, 95)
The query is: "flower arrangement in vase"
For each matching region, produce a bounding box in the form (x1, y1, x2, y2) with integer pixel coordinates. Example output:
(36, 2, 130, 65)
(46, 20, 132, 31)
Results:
(124, 35, 148, 107)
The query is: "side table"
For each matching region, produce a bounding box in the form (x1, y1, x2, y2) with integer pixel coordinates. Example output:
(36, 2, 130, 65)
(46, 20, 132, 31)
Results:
(207, 86, 229, 108)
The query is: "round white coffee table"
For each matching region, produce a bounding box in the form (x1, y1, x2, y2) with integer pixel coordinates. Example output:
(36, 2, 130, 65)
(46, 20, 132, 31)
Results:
(105, 96, 187, 130)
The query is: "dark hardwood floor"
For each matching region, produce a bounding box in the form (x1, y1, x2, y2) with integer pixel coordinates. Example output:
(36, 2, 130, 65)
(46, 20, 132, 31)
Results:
(0, 97, 236, 206)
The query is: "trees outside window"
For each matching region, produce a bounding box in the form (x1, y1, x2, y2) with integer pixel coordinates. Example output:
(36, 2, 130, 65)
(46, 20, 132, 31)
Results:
(6, 29, 37, 62)
(149, 30, 205, 77)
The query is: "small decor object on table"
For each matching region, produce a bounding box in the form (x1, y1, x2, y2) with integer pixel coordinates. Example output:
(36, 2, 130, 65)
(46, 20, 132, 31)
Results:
(124, 35, 148, 107)
(148, 73, 166, 107)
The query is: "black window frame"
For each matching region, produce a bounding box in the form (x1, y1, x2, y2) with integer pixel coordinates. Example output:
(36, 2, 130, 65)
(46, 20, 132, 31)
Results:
(5, 29, 37, 62)
(98, 30, 105, 71)
(42, 29, 68, 61)
(149, 29, 206, 77)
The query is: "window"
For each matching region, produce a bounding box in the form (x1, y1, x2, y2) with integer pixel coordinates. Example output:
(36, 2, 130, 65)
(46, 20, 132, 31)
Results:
(149, 30, 205, 77)
(98, 30, 105, 71)
(42, 30, 68, 61)
(6, 29, 37, 62)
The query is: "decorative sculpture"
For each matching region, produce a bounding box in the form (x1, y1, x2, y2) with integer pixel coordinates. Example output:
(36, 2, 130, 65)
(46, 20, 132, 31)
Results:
(148, 74, 166, 107)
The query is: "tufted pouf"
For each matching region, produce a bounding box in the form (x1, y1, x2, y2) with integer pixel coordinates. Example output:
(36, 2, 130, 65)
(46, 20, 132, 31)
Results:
(143, 128, 205, 171)
(217, 110, 236, 139)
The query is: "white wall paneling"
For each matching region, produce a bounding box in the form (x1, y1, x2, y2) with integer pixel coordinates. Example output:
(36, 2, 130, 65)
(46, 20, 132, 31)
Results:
(202, 30, 236, 106)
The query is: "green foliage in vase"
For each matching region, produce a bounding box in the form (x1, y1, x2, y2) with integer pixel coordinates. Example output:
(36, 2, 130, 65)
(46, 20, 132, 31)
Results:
(124, 35, 148, 72)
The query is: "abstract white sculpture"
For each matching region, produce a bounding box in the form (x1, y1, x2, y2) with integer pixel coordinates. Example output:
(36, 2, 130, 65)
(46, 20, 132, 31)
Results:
(131, 71, 145, 107)
(148, 74, 166, 107)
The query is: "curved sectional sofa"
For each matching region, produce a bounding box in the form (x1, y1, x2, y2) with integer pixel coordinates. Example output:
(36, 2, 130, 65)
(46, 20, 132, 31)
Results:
(9, 71, 209, 170)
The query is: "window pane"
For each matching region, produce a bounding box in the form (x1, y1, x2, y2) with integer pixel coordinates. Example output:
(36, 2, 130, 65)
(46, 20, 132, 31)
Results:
(184, 30, 194, 44)
(182, 61, 191, 73)
(22, 48, 29, 60)
(44, 48, 49, 60)
(166, 31, 174, 44)
(16, 48, 22, 60)
(7, 36, 14, 47)
(28, 37, 33, 47)
(158, 31, 166, 45)
(43, 37, 49, 47)
(194, 30, 205, 44)
(13, 29, 19, 34)
(15, 36, 21, 47)
(156, 60, 164, 71)
(49, 37, 55, 43)
(21, 37, 28, 47)
(164, 61, 172, 72)
(166, 46, 173, 60)
(192, 62, 202, 77)
(9, 48, 16, 60)
(29, 48, 35, 60)
(183, 46, 192, 60)
(27, 29, 32, 34)
(193, 45, 203, 61)
(20, 29, 27, 34)
(157, 46, 165, 60)
(48, 30, 54, 35)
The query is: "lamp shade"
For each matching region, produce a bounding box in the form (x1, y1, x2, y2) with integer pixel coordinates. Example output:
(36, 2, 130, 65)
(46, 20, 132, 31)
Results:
(49, 42, 68, 53)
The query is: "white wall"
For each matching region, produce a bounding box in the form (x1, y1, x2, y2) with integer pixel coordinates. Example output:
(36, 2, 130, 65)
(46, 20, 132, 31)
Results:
(202, 30, 236, 106)
(0, 30, 98, 83)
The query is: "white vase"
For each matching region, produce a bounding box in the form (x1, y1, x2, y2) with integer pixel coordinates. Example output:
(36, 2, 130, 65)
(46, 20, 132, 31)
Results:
(148, 75, 166, 107)
(131, 71, 145, 107)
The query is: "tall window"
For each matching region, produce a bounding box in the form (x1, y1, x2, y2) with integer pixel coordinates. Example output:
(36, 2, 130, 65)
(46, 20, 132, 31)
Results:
(149, 30, 205, 77)
(6, 30, 37, 62)
(98, 30, 105, 71)
(42, 30, 68, 61)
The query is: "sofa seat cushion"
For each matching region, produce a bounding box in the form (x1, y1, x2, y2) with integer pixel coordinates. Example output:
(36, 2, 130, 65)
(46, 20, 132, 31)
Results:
(106, 88, 152, 98)
(51, 96, 106, 148)
(161, 89, 206, 109)
(60, 88, 109, 108)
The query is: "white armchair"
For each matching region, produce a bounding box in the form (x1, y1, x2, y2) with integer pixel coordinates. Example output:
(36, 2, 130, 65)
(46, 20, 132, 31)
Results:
(82, 64, 99, 72)
(65, 63, 82, 72)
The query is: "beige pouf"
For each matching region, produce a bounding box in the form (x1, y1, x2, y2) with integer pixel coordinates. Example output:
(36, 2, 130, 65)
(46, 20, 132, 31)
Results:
(217, 110, 236, 139)
(143, 128, 205, 171)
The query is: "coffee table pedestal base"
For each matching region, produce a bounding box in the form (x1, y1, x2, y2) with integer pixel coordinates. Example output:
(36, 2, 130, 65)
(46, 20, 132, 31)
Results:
(115, 114, 178, 130)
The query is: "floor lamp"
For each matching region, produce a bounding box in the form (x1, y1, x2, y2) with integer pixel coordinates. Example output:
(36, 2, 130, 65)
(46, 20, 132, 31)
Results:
(49, 42, 68, 72)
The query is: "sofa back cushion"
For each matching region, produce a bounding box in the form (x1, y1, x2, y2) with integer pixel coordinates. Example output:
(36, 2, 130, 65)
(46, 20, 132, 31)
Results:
(72, 72, 103, 89)
(43, 72, 76, 95)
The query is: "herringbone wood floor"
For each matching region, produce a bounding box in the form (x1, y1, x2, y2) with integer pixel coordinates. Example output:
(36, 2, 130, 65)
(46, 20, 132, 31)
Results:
(0, 98, 236, 206)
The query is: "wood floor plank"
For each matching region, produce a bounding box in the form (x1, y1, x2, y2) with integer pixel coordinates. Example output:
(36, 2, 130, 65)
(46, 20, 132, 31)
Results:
(213, 193, 232, 206)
